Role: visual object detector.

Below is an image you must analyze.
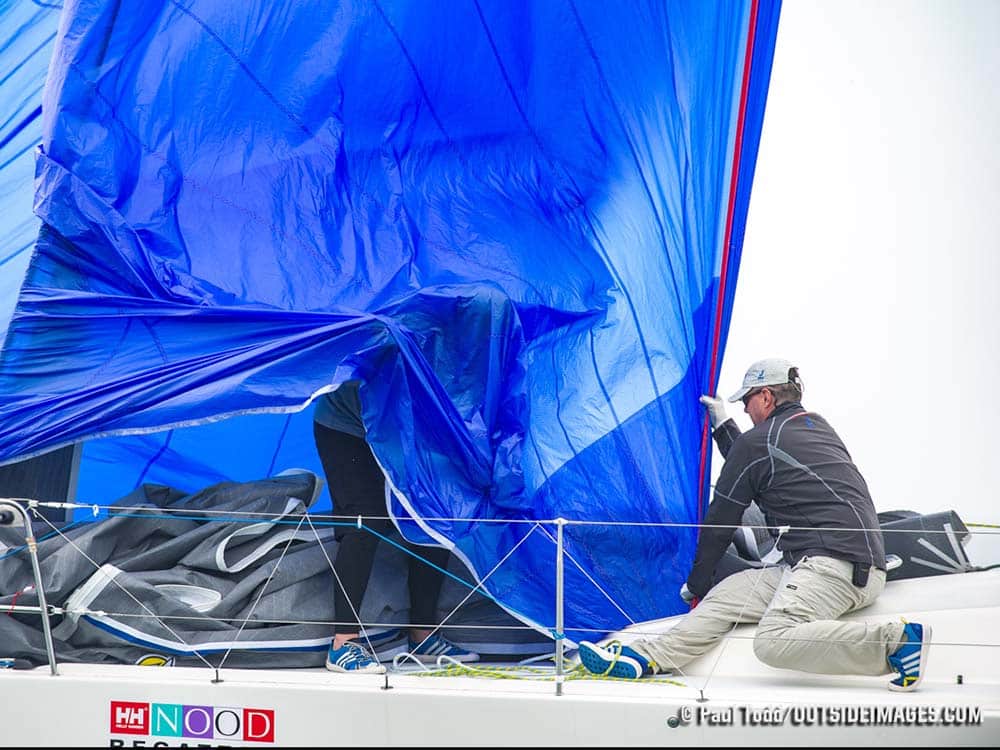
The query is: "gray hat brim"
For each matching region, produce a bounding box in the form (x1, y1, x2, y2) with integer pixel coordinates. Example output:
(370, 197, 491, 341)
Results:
(727, 386, 752, 403)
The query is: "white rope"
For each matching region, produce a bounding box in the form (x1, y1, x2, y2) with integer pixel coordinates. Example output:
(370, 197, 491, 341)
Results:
(391, 650, 431, 671)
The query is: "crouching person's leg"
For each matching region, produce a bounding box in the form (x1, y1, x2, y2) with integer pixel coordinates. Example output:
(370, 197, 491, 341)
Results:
(754, 556, 903, 675)
(579, 566, 783, 679)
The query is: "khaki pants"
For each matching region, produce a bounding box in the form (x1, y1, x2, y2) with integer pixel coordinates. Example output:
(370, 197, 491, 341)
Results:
(633, 556, 904, 676)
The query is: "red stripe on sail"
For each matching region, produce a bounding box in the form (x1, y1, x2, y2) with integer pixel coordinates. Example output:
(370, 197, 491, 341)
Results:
(698, 0, 760, 523)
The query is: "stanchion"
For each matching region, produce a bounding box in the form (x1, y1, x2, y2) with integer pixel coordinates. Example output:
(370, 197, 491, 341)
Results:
(554, 518, 565, 697)
(0, 499, 59, 675)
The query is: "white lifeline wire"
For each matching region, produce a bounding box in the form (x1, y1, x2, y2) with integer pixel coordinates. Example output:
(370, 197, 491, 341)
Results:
(698, 526, 790, 698)
(303, 513, 383, 661)
(301, 513, 546, 664)
(25, 510, 217, 671)
(404, 521, 545, 668)
(28, 498, 1000, 534)
(217, 511, 313, 671)
(14, 502, 1000, 672)
(536, 524, 639, 629)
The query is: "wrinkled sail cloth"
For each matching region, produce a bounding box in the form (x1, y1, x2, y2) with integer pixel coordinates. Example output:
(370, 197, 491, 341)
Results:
(0, 0, 59, 334)
(0, 1, 781, 637)
(0, 473, 548, 667)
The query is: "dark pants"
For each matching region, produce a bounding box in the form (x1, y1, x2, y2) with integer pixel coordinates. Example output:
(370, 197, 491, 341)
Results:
(314, 422, 450, 634)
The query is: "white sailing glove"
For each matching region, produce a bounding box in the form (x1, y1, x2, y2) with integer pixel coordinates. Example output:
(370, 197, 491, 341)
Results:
(680, 582, 701, 609)
(699, 394, 728, 429)
(679, 583, 695, 603)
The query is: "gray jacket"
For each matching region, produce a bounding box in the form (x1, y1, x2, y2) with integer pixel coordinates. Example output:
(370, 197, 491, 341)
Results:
(687, 401, 886, 597)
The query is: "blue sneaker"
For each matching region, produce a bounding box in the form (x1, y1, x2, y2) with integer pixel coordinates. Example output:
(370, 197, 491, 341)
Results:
(408, 633, 480, 663)
(578, 640, 651, 679)
(887, 622, 931, 691)
(326, 639, 386, 674)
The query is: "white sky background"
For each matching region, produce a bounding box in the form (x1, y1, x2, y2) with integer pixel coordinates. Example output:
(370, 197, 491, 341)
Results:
(714, 0, 1000, 548)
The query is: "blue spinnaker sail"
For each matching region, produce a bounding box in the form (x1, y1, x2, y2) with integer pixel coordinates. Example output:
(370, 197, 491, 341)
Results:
(0, 0, 781, 638)
(0, 0, 57, 337)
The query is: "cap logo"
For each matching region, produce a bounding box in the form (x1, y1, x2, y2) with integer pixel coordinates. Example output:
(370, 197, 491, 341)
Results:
(753, 369, 766, 381)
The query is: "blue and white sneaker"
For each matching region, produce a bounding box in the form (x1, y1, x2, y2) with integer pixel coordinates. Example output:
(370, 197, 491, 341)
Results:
(408, 633, 480, 663)
(887, 622, 931, 692)
(326, 639, 387, 674)
(578, 640, 652, 679)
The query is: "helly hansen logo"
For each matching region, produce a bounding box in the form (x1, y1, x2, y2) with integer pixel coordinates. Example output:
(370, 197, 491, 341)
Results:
(111, 702, 148, 734)
(110, 701, 275, 742)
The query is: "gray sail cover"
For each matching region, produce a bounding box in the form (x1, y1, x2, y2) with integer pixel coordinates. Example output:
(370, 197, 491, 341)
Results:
(0, 473, 549, 667)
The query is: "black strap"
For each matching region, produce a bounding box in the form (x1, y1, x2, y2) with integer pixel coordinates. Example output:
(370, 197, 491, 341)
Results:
(851, 561, 871, 588)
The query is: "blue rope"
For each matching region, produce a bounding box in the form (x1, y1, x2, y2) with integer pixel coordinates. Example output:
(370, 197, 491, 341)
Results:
(361, 524, 506, 609)
(0, 521, 84, 561)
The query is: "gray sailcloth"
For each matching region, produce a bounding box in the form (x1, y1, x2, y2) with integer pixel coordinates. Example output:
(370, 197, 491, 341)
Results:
(0, 472, 550, 668)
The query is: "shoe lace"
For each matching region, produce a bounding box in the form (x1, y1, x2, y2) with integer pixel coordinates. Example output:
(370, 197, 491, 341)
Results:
(597, 640, 626, 676)
(344, 641, 376, 665)
(594, 640, 656, 676)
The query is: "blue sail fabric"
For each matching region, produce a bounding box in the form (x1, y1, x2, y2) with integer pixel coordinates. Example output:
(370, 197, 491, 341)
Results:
(0, 0, 780, 638)
(0, 0, 59, 338)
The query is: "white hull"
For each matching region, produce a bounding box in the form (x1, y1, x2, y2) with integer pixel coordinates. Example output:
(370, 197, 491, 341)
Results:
(2, 569, 997, 746)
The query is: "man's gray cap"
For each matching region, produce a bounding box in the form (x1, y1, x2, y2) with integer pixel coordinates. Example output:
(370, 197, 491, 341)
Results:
(727, 358, 799, 403)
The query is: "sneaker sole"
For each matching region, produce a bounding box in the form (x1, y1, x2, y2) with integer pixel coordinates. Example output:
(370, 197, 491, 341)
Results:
(578, 642, 641, 679)
(325, 659, 386, 675)
(888, 624, 931, 692)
